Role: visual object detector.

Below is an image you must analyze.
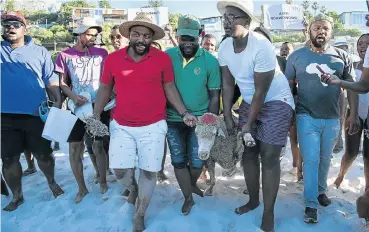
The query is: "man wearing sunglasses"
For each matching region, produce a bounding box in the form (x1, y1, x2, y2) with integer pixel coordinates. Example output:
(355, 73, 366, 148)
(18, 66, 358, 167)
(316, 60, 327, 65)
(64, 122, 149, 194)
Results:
(1, 11, 64, 211)
(165, 15, 221, 215)
(55, 17, 109, 204)
(110, 25, 128, 51)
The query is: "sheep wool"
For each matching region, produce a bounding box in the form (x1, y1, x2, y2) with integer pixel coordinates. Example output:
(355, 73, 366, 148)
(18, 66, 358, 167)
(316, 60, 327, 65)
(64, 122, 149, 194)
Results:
(85, 116, 109, 138)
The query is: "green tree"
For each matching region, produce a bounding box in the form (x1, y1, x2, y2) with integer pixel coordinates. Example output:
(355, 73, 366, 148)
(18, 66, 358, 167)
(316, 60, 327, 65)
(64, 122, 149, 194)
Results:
(334, 28, 362, 37)
(54, 30, 73, 42)
(273, 33, 306, 43)
(148, 0, 163, 7)
(27, 11, 58, 25)
(311, 1, 319, 16)
(320, 6, 327, 15)
(28, 27, 54, 42)
(169, 13, 182, 29)
(101, 23, 114, 53)
(99, 0, 111, 9)
(302, 0, 310, 15)
(327, 11, 344, 29)
(4, 0, 15, 12)
(49, 25, 66, 34)
(18, 9, 30, 17)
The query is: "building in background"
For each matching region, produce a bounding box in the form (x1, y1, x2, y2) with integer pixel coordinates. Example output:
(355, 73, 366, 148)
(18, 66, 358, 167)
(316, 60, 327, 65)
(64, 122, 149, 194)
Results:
(340, 11, 369, 33)
(200, 16, 224, 44)
(14, 0, 48, 12)
(71, 7, 126, 28)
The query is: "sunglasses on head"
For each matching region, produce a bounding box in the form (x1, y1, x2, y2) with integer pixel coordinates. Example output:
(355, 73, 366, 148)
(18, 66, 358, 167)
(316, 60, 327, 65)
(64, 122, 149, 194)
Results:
(2, 21, 24, 29)
(109, 34, 122, 40)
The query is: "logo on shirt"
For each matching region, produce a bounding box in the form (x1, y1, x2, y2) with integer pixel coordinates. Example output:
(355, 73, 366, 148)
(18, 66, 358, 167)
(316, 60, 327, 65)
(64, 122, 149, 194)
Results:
(194, 67, 201, 75)
(306, 63, 335, 87)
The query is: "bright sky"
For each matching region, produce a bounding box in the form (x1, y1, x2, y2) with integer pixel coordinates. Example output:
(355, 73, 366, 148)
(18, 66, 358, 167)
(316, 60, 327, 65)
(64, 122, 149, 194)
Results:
(108, 0, 367, 18)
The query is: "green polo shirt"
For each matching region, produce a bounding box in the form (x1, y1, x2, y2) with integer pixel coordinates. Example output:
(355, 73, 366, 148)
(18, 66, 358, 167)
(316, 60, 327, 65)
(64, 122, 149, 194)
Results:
(165, 47, 221, 122)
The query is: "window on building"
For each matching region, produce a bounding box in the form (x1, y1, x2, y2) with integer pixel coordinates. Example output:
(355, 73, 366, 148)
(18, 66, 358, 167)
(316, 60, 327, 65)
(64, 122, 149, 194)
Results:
(351, 13, 366, 25)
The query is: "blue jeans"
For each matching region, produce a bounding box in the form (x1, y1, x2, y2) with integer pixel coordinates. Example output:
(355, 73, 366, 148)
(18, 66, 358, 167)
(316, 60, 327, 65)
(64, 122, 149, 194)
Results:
(166, 122, 203, 169)
(296, 114, 340, 208)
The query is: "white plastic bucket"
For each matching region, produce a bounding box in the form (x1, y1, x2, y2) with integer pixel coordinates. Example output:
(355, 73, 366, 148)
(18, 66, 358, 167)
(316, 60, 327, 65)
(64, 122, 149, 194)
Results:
(42, 107, 78, 142)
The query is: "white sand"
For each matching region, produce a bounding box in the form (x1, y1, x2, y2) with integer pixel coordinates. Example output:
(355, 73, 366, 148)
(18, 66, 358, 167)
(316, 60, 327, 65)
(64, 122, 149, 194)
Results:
(1, 140, 368, 232)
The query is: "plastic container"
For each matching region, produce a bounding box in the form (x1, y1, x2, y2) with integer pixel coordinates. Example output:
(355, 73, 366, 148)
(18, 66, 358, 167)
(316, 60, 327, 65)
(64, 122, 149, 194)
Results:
(67, 92, 93, 122)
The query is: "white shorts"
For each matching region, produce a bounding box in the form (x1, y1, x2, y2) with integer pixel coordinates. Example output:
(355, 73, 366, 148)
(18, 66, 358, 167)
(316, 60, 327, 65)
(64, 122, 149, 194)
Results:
(109, 119, 167, 172)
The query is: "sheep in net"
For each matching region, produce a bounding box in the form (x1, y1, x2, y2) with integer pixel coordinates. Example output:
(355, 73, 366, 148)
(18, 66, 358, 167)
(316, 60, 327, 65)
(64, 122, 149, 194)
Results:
(85, 115, 110, 138)
(195, 113, 244, 196)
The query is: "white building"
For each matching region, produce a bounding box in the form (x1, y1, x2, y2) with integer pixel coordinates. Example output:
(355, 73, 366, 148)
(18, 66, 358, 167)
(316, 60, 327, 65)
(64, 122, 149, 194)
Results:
(14, 0, 48, 12)
(340, 11, 369, 33)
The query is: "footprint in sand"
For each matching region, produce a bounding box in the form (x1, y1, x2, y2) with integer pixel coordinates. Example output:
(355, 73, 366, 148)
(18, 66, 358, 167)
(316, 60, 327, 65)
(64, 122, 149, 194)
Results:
(119, 203, 135, 215)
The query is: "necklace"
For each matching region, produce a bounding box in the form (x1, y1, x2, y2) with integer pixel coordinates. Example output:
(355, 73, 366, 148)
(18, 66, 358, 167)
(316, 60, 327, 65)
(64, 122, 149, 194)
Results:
(310, 45, 328, 54)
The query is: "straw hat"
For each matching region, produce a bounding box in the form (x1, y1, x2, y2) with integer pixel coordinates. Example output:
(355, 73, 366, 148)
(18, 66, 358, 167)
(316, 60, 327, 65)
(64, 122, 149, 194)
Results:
(217, 0, 260, 30)
(73, 17, 102, 36)
(119, 12, 165, 40)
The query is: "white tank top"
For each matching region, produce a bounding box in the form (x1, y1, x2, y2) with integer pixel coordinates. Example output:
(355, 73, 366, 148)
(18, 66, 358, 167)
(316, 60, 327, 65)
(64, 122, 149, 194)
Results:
(355, 67, 369, 120)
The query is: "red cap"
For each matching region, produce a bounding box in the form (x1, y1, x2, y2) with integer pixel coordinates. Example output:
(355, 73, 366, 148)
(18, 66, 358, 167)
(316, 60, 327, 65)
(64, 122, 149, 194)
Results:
(1, 12, 27, 26)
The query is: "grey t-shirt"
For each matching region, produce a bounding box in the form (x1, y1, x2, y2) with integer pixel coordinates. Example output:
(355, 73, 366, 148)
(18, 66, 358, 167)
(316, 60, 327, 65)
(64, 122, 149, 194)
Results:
(285, 46, 355, 119)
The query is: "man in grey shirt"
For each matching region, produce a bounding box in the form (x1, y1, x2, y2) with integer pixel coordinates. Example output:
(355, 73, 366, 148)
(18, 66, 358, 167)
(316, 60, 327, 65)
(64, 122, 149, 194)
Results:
(285, 14, 359, 224)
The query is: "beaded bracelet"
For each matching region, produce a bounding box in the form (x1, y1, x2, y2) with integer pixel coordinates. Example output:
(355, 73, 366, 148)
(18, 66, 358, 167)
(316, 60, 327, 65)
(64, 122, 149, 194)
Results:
(181, 110, 189, 118)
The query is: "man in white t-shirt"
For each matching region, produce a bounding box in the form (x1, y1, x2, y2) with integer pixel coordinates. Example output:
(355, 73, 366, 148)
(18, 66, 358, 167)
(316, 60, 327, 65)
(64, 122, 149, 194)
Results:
(217, 1, 294, 231)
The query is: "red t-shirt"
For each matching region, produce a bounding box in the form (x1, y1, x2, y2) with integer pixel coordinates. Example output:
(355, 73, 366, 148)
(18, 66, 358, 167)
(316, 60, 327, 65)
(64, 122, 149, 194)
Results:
(101, 47, 174, 127)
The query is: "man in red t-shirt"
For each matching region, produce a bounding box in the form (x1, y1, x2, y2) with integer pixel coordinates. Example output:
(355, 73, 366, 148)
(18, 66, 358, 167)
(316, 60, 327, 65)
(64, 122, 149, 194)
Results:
(93, 13, 196, 231)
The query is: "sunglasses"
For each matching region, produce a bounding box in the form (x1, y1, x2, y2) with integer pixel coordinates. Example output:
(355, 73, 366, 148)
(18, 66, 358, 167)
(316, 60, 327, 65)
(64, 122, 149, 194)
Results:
(109, 34, 122, 40)
(223, 14, 249, 23)
(2, 21, 24, 29)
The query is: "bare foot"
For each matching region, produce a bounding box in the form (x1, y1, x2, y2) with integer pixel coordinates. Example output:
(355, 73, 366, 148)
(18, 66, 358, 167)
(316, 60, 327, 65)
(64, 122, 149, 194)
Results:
(191, 185, 203, 197)
(297, 172, 304, 182)
(106, 170, 116, 183)
(49, 182, 65, 198)
(157, 171, 168, 183)
(133, 215, 146, 232)
(3, 196, 24, 211)
(94, 175, 100, 184)
(261, 212, 275, 232)
(100, 183, 108, 194)
(334, 176, 344, 189)
(74, 190, 89, 204)
(23, 168, 37, 176)
(235, 201, 260, 215)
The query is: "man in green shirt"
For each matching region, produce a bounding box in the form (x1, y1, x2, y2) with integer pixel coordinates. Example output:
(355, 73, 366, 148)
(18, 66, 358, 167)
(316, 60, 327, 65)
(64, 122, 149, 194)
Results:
(166, 15, 221, 216)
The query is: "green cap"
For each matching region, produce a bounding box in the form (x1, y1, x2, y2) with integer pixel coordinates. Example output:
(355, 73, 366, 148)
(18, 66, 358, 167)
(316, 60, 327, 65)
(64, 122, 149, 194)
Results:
(177, 15, 201, 38)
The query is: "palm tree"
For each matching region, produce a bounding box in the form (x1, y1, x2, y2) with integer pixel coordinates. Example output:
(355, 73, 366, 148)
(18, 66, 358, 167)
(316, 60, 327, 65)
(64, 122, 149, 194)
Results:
(320, 5, 327, 15)
(302, 0, 310, 14)
(312, 1, 320, 16)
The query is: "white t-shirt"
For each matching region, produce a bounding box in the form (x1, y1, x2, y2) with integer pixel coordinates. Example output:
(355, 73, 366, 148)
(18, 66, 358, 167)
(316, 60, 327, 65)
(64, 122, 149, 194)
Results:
(364, 47, 369, 68)
(218, 31, 294, 109)
(355, 68, 369, 120)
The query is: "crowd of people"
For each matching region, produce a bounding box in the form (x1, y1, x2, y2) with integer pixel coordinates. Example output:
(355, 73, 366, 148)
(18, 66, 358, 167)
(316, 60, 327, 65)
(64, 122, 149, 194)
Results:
(2, 0, 369, 231)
